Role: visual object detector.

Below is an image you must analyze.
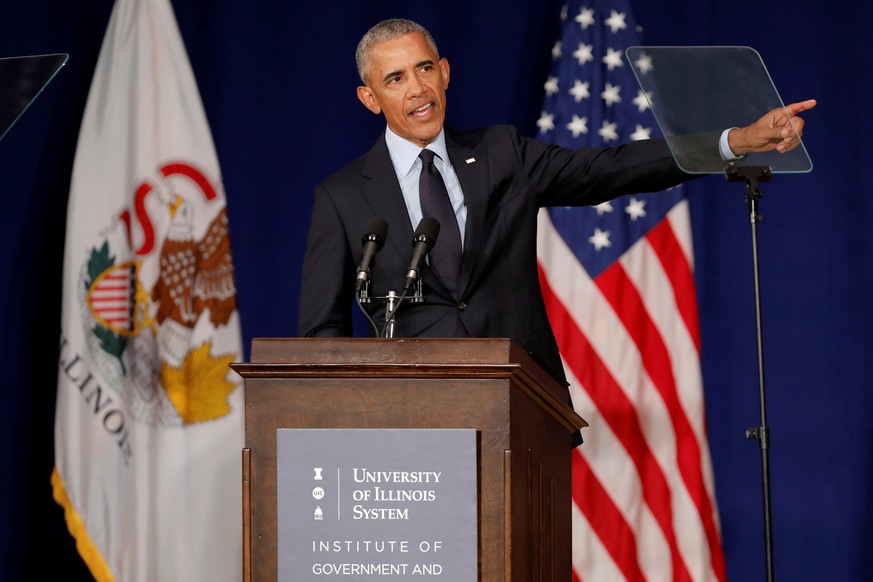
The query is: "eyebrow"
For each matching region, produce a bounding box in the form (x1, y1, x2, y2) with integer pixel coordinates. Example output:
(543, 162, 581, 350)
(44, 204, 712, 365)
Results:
(381, 59, 435, 83)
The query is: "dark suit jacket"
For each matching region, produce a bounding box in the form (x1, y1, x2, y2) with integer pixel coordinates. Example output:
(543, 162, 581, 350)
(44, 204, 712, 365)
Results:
(299, 124, 696, 386)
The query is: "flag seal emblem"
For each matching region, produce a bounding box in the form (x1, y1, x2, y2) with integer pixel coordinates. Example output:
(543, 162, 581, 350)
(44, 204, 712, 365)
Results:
(76, 160, 239, 428)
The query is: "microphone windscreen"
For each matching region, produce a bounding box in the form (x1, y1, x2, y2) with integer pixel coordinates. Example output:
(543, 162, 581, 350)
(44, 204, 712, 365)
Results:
(362, 217, 388, 248)
(414, 216, 440, 247)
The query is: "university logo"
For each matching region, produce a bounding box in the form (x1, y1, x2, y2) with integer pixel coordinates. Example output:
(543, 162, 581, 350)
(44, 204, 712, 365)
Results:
(78, 160, 239, 428)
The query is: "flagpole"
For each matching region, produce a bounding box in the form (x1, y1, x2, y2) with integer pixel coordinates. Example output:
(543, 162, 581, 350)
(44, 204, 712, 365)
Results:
(725, 164, 775, 582)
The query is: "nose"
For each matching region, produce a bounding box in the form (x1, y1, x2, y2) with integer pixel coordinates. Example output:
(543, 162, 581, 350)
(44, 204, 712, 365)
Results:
(407, 74, 425, 97)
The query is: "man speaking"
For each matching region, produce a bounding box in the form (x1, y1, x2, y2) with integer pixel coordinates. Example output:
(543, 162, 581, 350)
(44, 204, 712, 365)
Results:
(298, 18, 814, 392)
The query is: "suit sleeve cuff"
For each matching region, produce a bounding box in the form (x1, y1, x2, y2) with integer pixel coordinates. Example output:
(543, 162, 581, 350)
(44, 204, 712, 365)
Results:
(719, 128, 745, 160)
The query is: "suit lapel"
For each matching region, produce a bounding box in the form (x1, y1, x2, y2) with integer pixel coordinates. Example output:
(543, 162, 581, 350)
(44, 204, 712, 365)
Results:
(446, 127, 489, 297)
(360, 136, 415, 274)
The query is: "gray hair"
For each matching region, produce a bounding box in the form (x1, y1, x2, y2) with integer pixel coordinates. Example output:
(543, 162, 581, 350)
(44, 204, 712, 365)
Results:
(355, 19, 440, 85)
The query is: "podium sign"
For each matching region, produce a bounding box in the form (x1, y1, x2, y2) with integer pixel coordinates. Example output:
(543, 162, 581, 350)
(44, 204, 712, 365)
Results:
(276, 428, 477, 581)
(233, 338, 588, 581)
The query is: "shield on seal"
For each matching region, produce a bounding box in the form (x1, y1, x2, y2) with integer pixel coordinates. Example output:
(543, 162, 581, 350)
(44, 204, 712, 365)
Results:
(85, 260, 142, 335)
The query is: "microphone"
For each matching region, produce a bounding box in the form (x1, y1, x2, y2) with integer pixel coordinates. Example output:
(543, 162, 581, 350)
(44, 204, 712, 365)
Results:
(355, 217, 388, 291)
(404, 217, 440, 292)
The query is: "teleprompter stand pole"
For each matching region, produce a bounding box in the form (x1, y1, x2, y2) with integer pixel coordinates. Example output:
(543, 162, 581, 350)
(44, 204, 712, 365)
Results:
(725, 164, 775, 582)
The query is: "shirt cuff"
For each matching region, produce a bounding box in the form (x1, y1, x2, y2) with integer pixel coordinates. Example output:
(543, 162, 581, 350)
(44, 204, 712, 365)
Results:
(719, 128, 744, 160)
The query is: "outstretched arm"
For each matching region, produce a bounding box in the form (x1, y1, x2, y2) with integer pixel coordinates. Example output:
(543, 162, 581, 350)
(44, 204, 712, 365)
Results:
(728, 99, 817, 156)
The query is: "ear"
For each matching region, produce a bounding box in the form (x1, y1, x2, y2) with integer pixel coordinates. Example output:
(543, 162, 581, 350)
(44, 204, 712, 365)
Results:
(356, 86, 381, 115)
(439, 58, 450, 90)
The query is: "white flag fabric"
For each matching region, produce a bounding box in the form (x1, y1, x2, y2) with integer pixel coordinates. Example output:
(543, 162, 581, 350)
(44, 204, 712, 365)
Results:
(53, 0, 244, 580)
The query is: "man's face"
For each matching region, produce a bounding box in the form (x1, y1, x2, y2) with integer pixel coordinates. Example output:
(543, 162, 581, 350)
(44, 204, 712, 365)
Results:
(356, 32, 450, 147)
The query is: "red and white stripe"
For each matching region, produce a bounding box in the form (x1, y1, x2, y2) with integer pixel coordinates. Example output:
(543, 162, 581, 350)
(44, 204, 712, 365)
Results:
(88, 269, 132, 329)
(537, 201, 725, 581)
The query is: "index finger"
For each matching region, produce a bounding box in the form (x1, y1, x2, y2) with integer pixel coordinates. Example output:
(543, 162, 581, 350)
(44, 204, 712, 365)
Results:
(783, 99, 817, 117)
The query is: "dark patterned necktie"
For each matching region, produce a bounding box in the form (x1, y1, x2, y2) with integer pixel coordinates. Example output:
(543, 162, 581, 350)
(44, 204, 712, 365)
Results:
(418, 149, 461, 296)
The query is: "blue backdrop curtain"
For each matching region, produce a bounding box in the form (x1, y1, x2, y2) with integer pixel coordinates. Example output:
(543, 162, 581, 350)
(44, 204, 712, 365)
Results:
(1, 1, 870, 580)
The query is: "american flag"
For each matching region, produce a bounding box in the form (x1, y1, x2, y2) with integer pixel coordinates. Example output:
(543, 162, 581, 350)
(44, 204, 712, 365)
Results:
(534, 1, 727, 580)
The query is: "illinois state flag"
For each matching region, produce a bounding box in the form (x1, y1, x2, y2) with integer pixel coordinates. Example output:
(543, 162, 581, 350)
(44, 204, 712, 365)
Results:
(52, 0, 244, 580)
(535, 0, 726, 580)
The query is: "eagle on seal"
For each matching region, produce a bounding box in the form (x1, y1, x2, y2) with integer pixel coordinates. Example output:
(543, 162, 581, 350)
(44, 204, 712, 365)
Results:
(151, 196, 237, 365)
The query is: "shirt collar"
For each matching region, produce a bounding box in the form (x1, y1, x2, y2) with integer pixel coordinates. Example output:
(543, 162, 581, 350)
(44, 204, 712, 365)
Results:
(385, 125, 450, 178)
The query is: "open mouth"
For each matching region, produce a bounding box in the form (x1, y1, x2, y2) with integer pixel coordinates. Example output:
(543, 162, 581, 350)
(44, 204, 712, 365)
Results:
(410, 102, 434, 118)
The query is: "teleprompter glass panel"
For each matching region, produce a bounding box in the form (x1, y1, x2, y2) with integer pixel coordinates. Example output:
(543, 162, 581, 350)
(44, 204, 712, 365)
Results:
(626, 46, 812, 174)
(0, 53, 68, 142)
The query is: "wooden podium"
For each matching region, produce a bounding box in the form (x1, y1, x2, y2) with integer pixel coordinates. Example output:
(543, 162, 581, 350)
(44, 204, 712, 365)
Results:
(231, 338, 587, 581)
